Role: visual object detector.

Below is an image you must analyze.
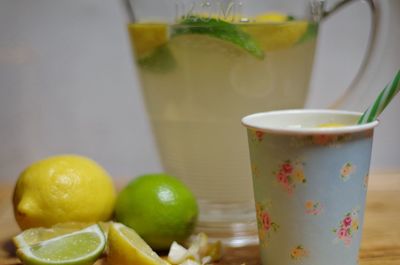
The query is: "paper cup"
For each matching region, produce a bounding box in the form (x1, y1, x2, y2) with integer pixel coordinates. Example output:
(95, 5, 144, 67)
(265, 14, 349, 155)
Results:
(242, 109, 379, 265)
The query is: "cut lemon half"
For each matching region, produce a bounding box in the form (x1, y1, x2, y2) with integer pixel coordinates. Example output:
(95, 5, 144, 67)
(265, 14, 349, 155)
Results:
(16, 224, 106, 265)
(107, 222, 168, 265)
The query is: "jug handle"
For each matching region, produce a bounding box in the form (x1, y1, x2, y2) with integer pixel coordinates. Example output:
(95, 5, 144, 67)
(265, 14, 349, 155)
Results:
(317, 0, 380, 109)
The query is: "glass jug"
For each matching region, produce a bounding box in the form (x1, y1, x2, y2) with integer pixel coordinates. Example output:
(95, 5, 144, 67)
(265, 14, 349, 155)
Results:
(120, 0, 381, 246)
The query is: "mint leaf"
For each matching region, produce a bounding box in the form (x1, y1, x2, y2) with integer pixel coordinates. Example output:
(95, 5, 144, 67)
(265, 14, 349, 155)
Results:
(172, 16, 265, 59)
(137, 45, 176, 73)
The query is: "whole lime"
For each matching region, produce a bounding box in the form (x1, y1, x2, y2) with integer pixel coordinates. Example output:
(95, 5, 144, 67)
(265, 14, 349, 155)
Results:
(114, 173, 198, 250)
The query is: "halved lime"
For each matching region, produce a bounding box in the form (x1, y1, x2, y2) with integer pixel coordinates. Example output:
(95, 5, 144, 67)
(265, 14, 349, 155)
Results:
(16, 224, 106, 265)
(107, 222, 168, 265)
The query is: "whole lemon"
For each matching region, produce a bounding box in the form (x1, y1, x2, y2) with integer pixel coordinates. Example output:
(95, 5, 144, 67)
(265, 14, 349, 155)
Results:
(115, 173, 198, 250)
(13, 155, 116, 230)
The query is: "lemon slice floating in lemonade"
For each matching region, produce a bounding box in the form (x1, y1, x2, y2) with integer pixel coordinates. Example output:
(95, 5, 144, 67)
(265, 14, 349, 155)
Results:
(241, 12, 317, 52)
(128, 12, 317, 71)
(128, 23, 168, 58)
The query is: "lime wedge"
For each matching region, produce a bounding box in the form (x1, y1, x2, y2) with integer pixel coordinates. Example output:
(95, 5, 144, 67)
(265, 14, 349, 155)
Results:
(13, 222, 92, 249)
(173, 16, 264, 59)
(16, 224, 106, 265)
(13, 222, 110, 249)
(107, 222, 168, 265)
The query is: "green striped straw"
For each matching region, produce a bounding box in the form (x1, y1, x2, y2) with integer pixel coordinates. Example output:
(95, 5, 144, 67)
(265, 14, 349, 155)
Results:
(358, 70, 400, 124)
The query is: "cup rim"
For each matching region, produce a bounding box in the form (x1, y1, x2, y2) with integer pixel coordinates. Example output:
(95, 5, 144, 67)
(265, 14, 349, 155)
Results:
(241, 109, 379, 135)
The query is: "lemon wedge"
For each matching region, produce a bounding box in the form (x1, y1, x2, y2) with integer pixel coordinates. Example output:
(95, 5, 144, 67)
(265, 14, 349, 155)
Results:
(106, 222, 168, 265)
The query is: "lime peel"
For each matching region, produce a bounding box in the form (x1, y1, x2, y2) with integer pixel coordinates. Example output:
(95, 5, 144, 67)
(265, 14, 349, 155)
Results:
(114, 173, 198, 251)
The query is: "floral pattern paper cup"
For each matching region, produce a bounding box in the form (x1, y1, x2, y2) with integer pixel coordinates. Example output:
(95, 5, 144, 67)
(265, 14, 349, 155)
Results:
(241, 109, 378, 265)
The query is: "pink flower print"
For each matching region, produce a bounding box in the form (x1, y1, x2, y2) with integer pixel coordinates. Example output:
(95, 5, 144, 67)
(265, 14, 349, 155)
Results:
(255, 203, 279, 246)
(276, 171, 287, 182)
(337, 228, 347, 239)
(343, 216, 352, 227)
(274, 160, 306, 195)
(312, 134, 336, 145)
(340, 162, 356, 181)
(282, 162, 293, 174)
(255, 131, 264, 141)
(261, 212, 271, 231)
(333, 209, 360, 246)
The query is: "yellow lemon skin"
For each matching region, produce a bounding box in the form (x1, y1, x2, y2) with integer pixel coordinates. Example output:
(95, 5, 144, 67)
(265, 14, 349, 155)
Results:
(107, 222, 168, 265)
(13, 155, 116, 230)
(128, 23, 168, 58)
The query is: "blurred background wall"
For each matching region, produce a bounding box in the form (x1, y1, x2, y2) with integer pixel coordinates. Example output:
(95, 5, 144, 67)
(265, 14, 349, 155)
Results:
(0, 0, 399, 183)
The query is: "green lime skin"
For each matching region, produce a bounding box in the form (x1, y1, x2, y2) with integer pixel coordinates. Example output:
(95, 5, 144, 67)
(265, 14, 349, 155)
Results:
(115, 173, 198, 250)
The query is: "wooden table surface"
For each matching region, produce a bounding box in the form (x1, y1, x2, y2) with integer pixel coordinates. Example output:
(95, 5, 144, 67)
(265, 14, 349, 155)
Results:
(1, 173, 399, 265)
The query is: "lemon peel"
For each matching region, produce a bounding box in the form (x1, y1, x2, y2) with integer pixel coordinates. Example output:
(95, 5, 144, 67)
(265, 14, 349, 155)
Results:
(107, 222, 168, 265)
(13, 155, 116, 230)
